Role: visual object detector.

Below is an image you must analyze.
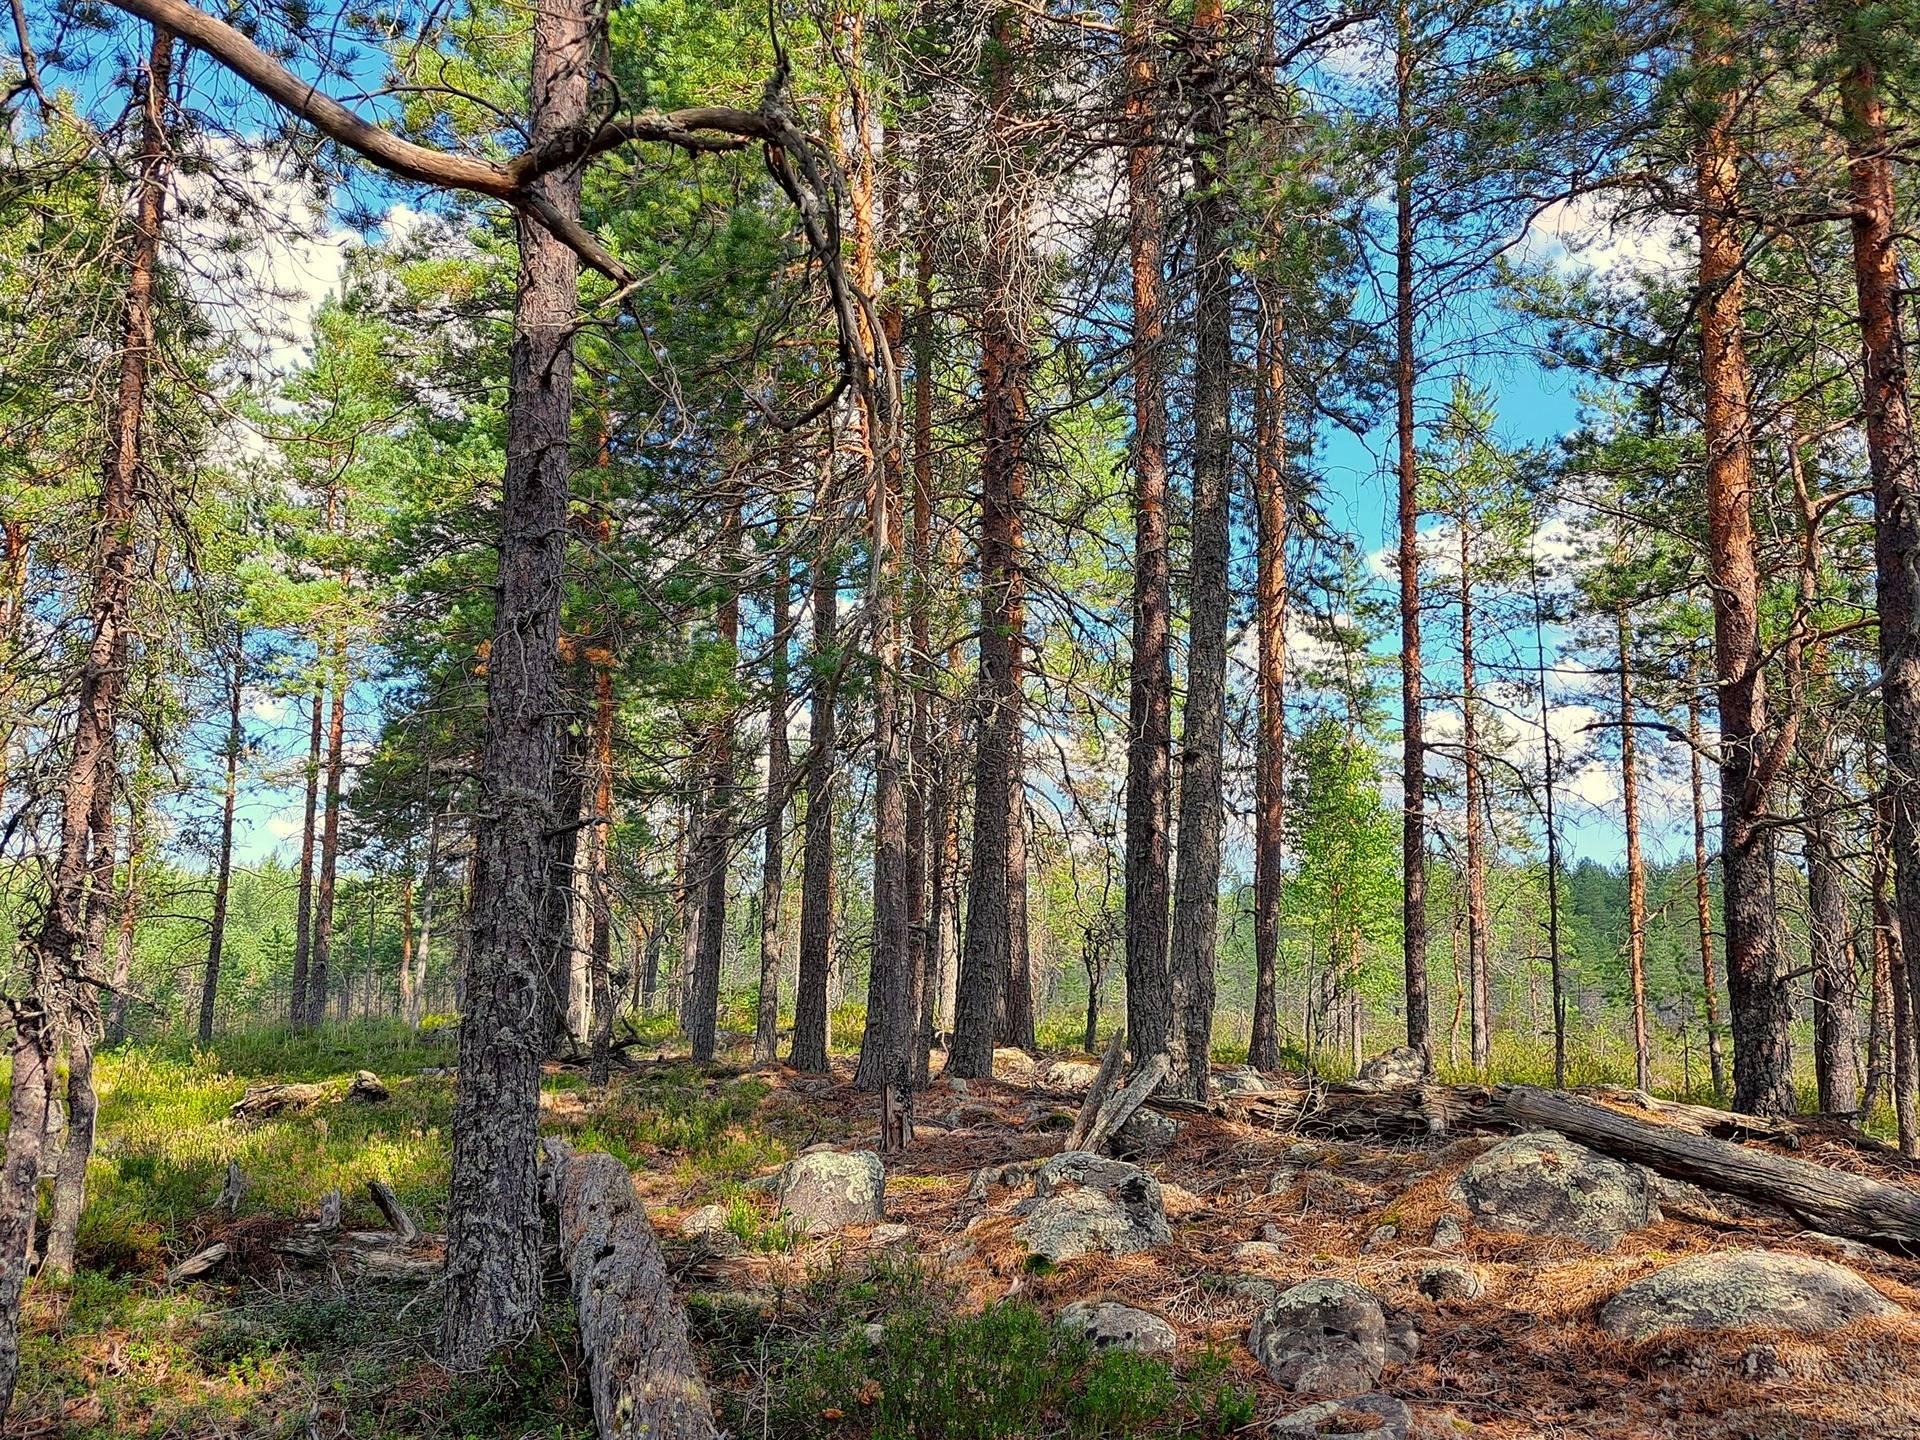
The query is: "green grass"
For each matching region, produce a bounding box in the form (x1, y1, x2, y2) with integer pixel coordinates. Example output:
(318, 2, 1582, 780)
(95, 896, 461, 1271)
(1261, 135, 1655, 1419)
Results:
(738, 1259, 1255, 1440)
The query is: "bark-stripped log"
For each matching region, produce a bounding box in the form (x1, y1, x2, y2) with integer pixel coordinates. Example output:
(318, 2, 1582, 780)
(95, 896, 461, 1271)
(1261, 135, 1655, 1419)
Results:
(1498, 1085, 1920, 1248)
(542, 1139, 716, 1440)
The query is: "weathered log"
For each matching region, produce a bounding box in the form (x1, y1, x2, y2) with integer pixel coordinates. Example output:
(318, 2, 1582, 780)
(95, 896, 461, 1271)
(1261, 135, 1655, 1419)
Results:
(1063, 1031, 1127, 1152)
(168, 1242, 228, 1282)
(367, 1180, 419, 1243)
(216, 1159, 246, 1214)
(1084, 1053, 1171, 1155)
(1590, 1087, 1800, 1145)
(346, 1070, 389, 1103)
(1498, 1085, 1920, 1248)
(542, 1138, 716, 1440)
(230, 1081, 330, 1120)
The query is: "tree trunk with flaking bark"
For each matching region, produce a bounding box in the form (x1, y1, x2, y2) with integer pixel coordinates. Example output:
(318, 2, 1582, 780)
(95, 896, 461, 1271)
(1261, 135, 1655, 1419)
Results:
(1841, 62, 1920, 1125)
(309, 653, 348, 1026)
(1250, 279, 1287, 1073)
(1167, 0, 1232, 1101)
(1122, 0, 1173, 1072)
(1393, 0, 1430, 1063)
(954, 6, 1033, 1079)
(0, 27, 172, 1416)
(1686, 688, 1727, 1101)
(791, 472, 838, 1074)
(439, 0, 589, 1367)
(755, 538, 791, 1069)
(291, 677, 324, 1023)
(1695, 35, 1792, 1114)
(1617, 603, 1651, 1092)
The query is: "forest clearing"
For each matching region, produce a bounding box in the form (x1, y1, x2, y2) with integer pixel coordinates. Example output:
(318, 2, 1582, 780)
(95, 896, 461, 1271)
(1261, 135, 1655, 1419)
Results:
(10, 0, 1920, 1433)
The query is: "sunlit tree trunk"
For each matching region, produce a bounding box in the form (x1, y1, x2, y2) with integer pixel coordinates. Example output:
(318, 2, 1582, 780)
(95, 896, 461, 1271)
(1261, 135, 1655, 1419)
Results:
(1695, 31, 1791, 1114)
(309, 646, 348, 1027)
(200, 645, 244, 1045)
(1685, 686, 1727, 1099)
(1459, 517, 1490, 1071)
(0, 26, 173, 1416)
(1250, 276, 1288, 1073)
(290, 677, 324, 1023)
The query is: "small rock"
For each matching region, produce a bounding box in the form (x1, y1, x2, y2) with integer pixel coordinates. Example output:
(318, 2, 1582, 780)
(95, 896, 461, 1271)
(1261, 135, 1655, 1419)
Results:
(1226, 1275, 1283, 1308)
(1113, 1107, 1182, 1157)
(1268, 1165, 1301, 1195)
(1013, 1151, 1171, 1262)
(347, 1071, 389, 1103)
(778, 1150, 886, 1236)
(1366, 1224, 1399, 1252)
(1216, 1066, 1273, 1096)
(1354, 1047, 1429, 1089)
(1057, 1300, 1177, 1356)
(1232, 1241, 1285, 1264)
(1431, 1216, 1465, 1251)
(1248, 1278, 1414, 1397)
(868, 1223, 914, 1249)
(1416, 1261, 1484, 1302)
(1272, 1393, 1412, 1440)
(1261, 1223, 1291, 1245)
(1450, 1130, 1658, 1252)
(1599, 1249, 1901, 1340)
(1042, 1059, 1104, 1093)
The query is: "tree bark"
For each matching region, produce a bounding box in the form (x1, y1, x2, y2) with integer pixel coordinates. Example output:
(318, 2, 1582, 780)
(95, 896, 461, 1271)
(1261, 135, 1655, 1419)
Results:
(1166, 0, 1232, 1100)
(754, 537, 792, 1069)
(1695, 35, 1792, 1114)
(1121, 0, 1174, 1072)
(587, 662, 616, 1085)
(1461, 515, 1491, 1071)
(684, 498, 742, 1065)
(1841, 59, 1920, 1133)
(290, 676, 324, 1024)
(1250, 259, 1288, 1074)
(790, 468, 838, 1074)
(440, 0, 589, 1367)
(1617, 603, 1651, 1092)
(1875, 793, 1916, 1153)
(104, 768, 149, 1048)
(953, 6, 1033, 1079)
(309, 650, 348, 1027)
(200, 645, 244, 1045)
(1686, 687, 1728, 1101)
(1393, 0, 1430, 1062)
(909, 183, 938, 1085)
(0, 26, 172, 1417)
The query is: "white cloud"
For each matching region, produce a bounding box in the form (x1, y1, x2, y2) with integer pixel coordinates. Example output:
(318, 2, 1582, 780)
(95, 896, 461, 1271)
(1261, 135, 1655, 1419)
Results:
(1518, 193, 1688, 279)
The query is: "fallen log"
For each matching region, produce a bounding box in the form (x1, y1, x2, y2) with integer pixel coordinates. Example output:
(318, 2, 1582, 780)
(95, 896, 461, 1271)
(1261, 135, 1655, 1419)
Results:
(1084, 1053, 1171, 1155)
(1498, 1085, 1920, 1249)
(542, 1138, 717, 1440)
(230, 1081, 330, 1120)
(367, 1180, 418, 1243)
(168, 1242, 229, 1282)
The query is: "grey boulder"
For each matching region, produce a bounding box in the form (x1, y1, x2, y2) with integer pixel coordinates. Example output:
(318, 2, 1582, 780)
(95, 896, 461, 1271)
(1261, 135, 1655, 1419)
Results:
(777, 1150, 886, 1236)
(1599, 1249, 1900, 1341)
(1113, 1107, 1183, 1157)
(1449, 1130, 1658, 1252)
(1216, 1066, 1274, 1096)
(1415, 1261, 1484, 1302)
(1248, 1278, 1416, 1397)
(1355, 1047, 1429, 1089)
(1057, 1300, 1177, 1355)
(1013, 1151, 1170, 1262)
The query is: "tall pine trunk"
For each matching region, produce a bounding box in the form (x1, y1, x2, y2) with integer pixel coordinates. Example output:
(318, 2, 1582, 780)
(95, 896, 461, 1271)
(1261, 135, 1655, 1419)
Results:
(1617, 604, 1651, 1091)
(791, 456, 839, 1073)
(1460, 518, 1490, 1071)
(755, 535, 792, 1068)
(1166, 0, 1232, 1100)
(685, 500, 741, 1064)
(1686, 686, 1727, 1099)
(0, 26, 172, 1418)
(440, 0, 588, 1366)
(290, 676, 324, 1022)
(1121, 0, 1174, 1068)
(586, 662, 617, 1084)
(1250, 286, 1288, 1072)
(200, 646, 244, 1045)
(1695, 34, 1791, 1114)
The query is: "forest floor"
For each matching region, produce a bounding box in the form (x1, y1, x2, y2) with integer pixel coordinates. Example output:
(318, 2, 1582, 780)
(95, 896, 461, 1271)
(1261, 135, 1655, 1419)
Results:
(16, 1020, 1920, 1439)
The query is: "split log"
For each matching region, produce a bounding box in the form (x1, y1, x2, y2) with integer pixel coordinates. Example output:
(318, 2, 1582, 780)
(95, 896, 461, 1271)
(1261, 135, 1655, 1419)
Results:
(1498, 1085, 1920, 1249)
(1062, 1031, 1127, 1152)
(542, 1138, 717, 1440)
(168, 1242, 229, 1282)
(1083, 1053, 1171, 1155)
(367, 1180, 419, 1243)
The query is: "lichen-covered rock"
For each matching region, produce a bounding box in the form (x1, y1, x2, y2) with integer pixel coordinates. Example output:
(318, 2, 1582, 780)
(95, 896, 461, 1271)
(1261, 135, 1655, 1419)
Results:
(1431, 1216, 1466, 1251)
(1013, 1151, 1170, 1262)
(1216, 1066, 1274, 1096)
(1042, 1058, 1104, 1093)
(1057, 1301, 1178, 1355)
(1272, 1393, 1411, 1440)
(1355, 1047, 1428, 1089)
(1416, 1261, 1484, 1302)
(1449, 1130, 1657, 1252)
(680, 1203, 742, 1256)
(1231, 1240, 1285, 1264)
(777, 1150, 885, 1236)
(1598, 1250, 1900, 1341)
(1248, 1279, 1415, 1397)
(1113, 1107, 1182, 1157)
